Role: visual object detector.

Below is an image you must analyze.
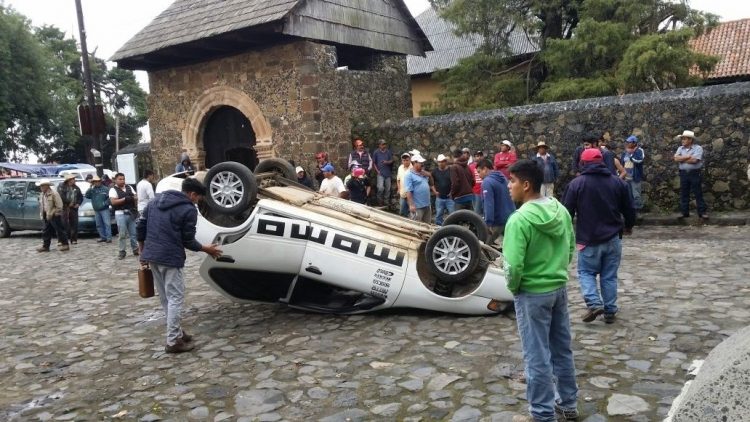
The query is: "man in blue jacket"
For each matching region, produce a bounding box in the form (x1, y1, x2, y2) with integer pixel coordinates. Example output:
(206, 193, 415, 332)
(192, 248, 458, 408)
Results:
(562, 148, 635, 324)
(476, 159, 515, 246)
(531, 141, 559, 198)
(620, 135, 645, 213)
(137, 178, 222, 353)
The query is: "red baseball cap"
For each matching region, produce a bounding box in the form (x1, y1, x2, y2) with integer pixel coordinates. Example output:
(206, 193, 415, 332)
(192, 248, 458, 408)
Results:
(581, 148, 603, 162)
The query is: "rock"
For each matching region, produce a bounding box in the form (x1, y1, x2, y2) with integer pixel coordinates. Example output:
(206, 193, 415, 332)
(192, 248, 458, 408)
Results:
(234, 389, 285, 416)
(450, 405, 481, 421)
(72, 324, 97, 335)
(588, 376, 617, 389)
(444, 341, 460, 349)
(427, 373, 462, 390)
(606, 393, 650, 416)
(625, 360, 652, 372)
(318, 408, 368, 422)
(140, 414, 162, 422)
(307, 387, 329, 399)
(369, 361, 393, 369)
(398, 379, 424, 392)
(371, 402, 400, 417)
(189, 407, 209, 419)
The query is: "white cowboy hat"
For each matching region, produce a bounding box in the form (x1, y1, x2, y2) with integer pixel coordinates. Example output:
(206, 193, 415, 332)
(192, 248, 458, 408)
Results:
(501, 140, 512, 147)
(679, 130, 695, 139)
(435, 154, 448, 162)
(411, 154, 426, 163)
(35, 179, 52, 187)
(295, 166, 304, 173)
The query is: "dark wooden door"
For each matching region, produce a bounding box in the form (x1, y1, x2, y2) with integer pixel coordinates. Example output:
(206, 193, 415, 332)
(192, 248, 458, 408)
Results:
(203, 106, 258, 170)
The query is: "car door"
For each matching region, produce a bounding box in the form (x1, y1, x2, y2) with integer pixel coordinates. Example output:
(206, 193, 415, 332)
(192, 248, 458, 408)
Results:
(0, 181, 26, 229)
(22, 182, 43, 230)
(298, 221, 408, 307)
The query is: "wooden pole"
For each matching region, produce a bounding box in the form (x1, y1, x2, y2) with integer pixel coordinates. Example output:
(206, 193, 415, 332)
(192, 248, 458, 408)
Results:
(74, 0, 103, 176)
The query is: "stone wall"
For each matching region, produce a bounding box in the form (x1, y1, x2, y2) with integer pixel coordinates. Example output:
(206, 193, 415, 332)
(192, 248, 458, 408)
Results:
(355, 82, 750, 212)
(146, 40, 411, 177)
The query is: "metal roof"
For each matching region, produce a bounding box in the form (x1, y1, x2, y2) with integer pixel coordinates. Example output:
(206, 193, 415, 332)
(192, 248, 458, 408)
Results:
(407, 7, 539, 76)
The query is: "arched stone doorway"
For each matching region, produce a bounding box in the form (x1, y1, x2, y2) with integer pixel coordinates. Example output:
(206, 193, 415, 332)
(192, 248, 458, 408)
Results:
(182, 86, 274, 170)
(203, 105, 258, 170)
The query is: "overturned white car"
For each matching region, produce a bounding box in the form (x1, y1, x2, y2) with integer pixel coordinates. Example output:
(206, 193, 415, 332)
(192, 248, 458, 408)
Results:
(156, 159, 513, 315)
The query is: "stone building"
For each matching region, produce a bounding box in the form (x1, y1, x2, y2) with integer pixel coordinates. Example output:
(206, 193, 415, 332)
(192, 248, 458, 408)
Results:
(111, 0, 431, 177)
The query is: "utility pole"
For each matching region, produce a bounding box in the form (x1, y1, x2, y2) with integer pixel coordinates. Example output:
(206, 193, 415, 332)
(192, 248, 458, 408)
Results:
(75, 0, 103, 176)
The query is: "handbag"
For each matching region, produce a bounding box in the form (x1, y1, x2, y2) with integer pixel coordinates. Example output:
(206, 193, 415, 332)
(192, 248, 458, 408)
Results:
(138, 264, 155, 298)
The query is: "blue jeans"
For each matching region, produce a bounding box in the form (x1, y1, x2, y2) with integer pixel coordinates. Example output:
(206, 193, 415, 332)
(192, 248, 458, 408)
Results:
(473, 193, 483, 215)
(577, 235, 621, 314)
(399, 197, 409, 217)
(376, 175, 391, 204)
(95, 209, 112, 240)
(679, 170, 707, 216)
(435, 197, 454, 225)
(626, 180, 643, 210)
(514, 287, 578, 422)
(116, 213, 138, 253)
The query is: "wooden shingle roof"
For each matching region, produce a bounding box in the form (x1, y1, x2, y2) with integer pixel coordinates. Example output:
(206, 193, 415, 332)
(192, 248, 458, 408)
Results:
(690, 18, 750, 81)
(112, 0, 431, 70)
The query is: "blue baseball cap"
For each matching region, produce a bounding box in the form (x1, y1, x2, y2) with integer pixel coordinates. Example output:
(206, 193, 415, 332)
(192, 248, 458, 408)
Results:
(322, 164, 334, 173)
(625, 135, 638, 143)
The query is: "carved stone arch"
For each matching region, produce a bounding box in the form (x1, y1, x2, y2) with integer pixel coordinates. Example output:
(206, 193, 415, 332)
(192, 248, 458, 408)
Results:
(182, 86, 273, 169)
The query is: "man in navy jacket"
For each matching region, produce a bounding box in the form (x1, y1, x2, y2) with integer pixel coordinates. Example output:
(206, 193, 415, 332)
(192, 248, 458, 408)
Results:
(137, 178, 222, 353)
(562, 148, 635, 325)
(476, 159, 516, 246)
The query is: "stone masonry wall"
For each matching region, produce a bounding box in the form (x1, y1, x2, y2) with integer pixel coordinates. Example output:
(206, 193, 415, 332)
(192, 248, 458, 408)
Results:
(146, 40, 411, 177)
(355, 82, 750, 212)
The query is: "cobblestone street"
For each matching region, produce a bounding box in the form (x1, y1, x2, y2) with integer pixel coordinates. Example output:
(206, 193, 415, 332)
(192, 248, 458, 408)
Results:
(1, 225, 748, 421)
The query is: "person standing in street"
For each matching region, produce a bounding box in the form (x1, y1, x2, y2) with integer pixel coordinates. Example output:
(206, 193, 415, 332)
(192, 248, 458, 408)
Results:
(36, 179, 70, 252)
(503, 159, 578, 422)
(137, 178, 222, 353)
(396, 152, 412, 217)
(372, 139, 394, 206)
(470, 151, 485, 215)
(313, 152, 331, 188)
(405, 154, 431, 223)
(432, 154, 454, 225)
(475, 159, 515, 247)
(85, 175, 112, 243)
(109, 173, 139, 259)
(674, 130, 708, 219)
(531, 141, 560, 198)
(620, 135, 645, 215)
(493, 140, 517, 179)
(136, 170, 156, 214)
(346, 167, 370, 204)
(347, 138, 373, 173)
(450, 149, 475, 210)
(295, 166, 314, 189)
(562, 148, 635, 324)
(571, 135, 596, 176)
(318, 164, 346, 197)
(58, 174, 83, 244)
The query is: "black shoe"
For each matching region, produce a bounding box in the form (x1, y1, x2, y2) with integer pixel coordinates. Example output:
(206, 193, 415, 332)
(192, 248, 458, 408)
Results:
(555, 404, 580, 420)
(118, 251, 126, 260)
(180, 330, 193, 343)
(604, 313, 616, 324)
(71, 240, 77, 245)
(133, 249, 139, 256)
(97, 239, 107, 243)
(582, 307, 603, 323)
(165, 338, 195, 354)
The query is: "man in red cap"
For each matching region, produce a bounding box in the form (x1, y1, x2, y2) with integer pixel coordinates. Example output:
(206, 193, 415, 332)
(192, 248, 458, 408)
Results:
(562, 147, 635, 325)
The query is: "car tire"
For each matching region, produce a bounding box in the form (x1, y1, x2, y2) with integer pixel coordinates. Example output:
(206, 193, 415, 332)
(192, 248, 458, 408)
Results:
(205, 162, 257, 215)
(443, 209, 490, 243)
(0, 215, 10, 238)
(425, 225, 480, 283)
(254, 158, 296, 180)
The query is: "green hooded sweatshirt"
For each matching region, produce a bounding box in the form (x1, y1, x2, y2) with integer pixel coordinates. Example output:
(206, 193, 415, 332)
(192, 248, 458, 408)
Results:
(502, 197, 575, 294)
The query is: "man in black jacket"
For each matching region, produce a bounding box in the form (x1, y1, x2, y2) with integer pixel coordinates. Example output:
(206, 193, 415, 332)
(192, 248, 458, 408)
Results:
(562, 148, 635, 325)
(137, 178, 222, 353)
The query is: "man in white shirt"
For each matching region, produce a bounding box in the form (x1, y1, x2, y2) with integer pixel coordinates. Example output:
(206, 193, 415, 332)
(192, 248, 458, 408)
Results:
(136, 170, 156, 213)
(109, 173, 139, 259)
(318, 164, 346, 197)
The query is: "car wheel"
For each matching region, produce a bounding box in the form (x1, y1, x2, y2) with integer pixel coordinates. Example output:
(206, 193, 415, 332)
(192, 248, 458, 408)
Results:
(425, 225, 480, 283)
(254, 158, 296, 180)
(205, 162, 258, 215)
(0, 215, 10, 238)
(443, 209, 490, 243)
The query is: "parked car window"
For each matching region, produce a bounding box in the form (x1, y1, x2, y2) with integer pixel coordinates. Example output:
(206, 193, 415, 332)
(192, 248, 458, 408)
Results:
(25, 182, 40, 201)
(9, 181, 26, 200)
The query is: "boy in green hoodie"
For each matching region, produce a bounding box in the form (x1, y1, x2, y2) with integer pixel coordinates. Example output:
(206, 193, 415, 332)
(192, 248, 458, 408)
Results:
(503, 159, 578, 422)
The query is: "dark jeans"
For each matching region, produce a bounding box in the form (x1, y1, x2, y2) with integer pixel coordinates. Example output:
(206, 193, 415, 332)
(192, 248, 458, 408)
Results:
(43, 215, 68, 248)
(62, 207, 79, 242)
(679, 170, 707, 216)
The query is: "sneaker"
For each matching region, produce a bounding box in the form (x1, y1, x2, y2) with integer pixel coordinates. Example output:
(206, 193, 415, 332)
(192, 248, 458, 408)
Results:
(180, 330, 193, 343)
(118, 251, 126, 260)
(582, 307, 604, 323)
(96, 239, 107, 243)
(37, 246, 50, 252)
(59, 244, 70, 252)
(555, 404, 580, 420)
(603, 313, 616, 324)
(165, 338, 195, 354)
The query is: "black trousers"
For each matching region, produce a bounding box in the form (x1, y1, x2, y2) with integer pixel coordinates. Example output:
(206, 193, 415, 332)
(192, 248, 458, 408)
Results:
(61, 207, 79, 242)
(42, 214, 68, 248)
(679, 170, 707, 216)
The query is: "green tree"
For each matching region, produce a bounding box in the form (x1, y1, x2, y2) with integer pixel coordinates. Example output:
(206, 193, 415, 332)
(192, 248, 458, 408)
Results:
(426, 0, 718, 113)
